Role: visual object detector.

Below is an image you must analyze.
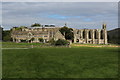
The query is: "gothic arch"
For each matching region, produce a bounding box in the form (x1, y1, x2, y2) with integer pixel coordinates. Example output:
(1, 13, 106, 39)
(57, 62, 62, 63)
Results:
(101, 30, 104, 39)
(94, 30, 98, 39)
(88, 30, 92, 39)
(83, 30, 85, 39)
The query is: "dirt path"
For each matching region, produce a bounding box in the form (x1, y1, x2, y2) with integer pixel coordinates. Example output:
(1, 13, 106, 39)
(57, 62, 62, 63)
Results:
(2, 48, 29, 50)
(73, 44, 120, 48)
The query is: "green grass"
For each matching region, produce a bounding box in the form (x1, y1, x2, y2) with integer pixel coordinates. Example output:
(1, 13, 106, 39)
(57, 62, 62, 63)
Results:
(2, 47, 119, 78)
(2, 42, 45, 48)
(2, 42, 120, 48)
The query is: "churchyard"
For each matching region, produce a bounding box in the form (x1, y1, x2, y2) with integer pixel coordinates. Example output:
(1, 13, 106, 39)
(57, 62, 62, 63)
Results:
(2, 42, 119, 78)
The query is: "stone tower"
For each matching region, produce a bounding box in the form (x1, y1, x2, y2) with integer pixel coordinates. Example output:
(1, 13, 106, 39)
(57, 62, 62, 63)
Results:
(102, 23, 108, 44)
(102, 23, 106, 29)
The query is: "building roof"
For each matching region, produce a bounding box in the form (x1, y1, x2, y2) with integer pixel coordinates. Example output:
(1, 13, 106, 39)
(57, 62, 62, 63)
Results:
(12, 31, 48, 35)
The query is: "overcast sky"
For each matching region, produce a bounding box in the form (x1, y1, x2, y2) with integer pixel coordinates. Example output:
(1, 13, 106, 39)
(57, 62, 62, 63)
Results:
(1, 2, 118, 30)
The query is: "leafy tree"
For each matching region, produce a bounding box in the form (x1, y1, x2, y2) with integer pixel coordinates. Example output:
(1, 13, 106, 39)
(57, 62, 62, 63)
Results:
(0, 27, 3, 41)
(59, 27, 74, 40)
(55, 39, 69, 46)
(2, 30, 12, 42)
(15, 27, 22, 31)
(38, 38, 44, 42)
(12, 26, 27, 31)
(31, 37, 35, 42)
(31, 23, 41, 27)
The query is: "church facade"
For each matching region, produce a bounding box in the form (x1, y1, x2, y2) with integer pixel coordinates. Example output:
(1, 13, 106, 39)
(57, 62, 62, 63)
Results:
(11, 24, 108, 44)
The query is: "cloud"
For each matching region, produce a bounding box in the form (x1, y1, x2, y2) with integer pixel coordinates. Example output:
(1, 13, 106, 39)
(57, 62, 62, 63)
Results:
(2, 0, 120, 2)
(2, 2, 118, 30)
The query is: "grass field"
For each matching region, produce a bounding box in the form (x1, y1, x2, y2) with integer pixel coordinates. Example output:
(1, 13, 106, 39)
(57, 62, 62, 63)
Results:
(2, 42, 45, 48)
(2, 42, 119, 78)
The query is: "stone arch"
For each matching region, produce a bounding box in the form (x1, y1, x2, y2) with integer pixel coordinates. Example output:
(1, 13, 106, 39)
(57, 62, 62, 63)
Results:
(94, 30, 98, 39)
(101, 30, 104, 39)
(88, 30, 92, 39)
(83, 30, 85, 39)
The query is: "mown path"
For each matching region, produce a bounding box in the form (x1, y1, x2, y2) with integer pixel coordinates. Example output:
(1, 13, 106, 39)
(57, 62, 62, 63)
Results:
(73, 44, 120, 48)
(2, 48, 29, 50)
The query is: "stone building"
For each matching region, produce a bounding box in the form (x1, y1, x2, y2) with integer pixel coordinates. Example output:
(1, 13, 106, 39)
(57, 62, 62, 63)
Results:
(11, 25, 65, 43)
(73, 24, 108, 44)
(11, 24, 108, 44)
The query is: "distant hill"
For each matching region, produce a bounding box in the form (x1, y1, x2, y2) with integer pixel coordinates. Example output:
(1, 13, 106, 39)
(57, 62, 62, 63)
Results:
(107, 28, 120, 44)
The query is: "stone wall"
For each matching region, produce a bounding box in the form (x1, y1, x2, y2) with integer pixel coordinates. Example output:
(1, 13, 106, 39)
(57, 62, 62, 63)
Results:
(73, 25, 108, 44)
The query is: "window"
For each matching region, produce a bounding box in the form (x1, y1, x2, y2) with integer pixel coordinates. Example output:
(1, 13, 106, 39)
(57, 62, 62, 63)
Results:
(44, 36, 48, 37)
(101, 30, 104, 39)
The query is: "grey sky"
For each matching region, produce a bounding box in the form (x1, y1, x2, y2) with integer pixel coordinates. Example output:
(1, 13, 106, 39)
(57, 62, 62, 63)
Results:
(2, 0, 120, 2)
(2, 2, 118, 30)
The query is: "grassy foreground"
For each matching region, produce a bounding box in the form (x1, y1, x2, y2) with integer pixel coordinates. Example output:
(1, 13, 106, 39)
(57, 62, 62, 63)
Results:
(2, 47, 118, 78)
(2, 42, 45, 48)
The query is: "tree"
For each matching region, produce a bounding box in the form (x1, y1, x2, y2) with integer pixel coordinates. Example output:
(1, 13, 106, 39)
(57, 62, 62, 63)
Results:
(12, 26, 27, 31)
(2, 30, 12, 42)
(31, 23, 41, 27)
(59, 27, 74, 40)
(0, 27, 3, 41)
(55, 39, 69, 46)
(38, 38, 44, 43)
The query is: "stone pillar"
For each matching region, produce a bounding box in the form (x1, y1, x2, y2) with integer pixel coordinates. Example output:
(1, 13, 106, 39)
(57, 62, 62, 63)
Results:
(78, 30, 81, 43)
(104, 29, 108, 44)
(80, 30, 83, 39)
(92, 30, 95, 44)
(73, 30, 77, 43)
(98, 30, 101, 44)
(86, 30, 89, 43)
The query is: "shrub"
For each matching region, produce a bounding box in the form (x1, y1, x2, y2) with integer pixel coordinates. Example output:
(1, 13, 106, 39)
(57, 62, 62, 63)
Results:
(38, 38, 44, 43)
(55, 39, 69, 46)
(49, 38, 55, 45)
(31, 23, 41, 27)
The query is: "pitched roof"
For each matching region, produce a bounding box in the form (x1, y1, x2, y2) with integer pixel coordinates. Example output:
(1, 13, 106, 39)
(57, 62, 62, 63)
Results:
(12, 31, 48, 35)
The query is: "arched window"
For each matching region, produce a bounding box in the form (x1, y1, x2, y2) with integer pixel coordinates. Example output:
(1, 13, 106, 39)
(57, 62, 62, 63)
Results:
(89, 31, 91, 39)
(101, 30, 104, 39)
(94, 30, 98, 39)
(83, 30, 85, 39)
(77, 31, 79, 34)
